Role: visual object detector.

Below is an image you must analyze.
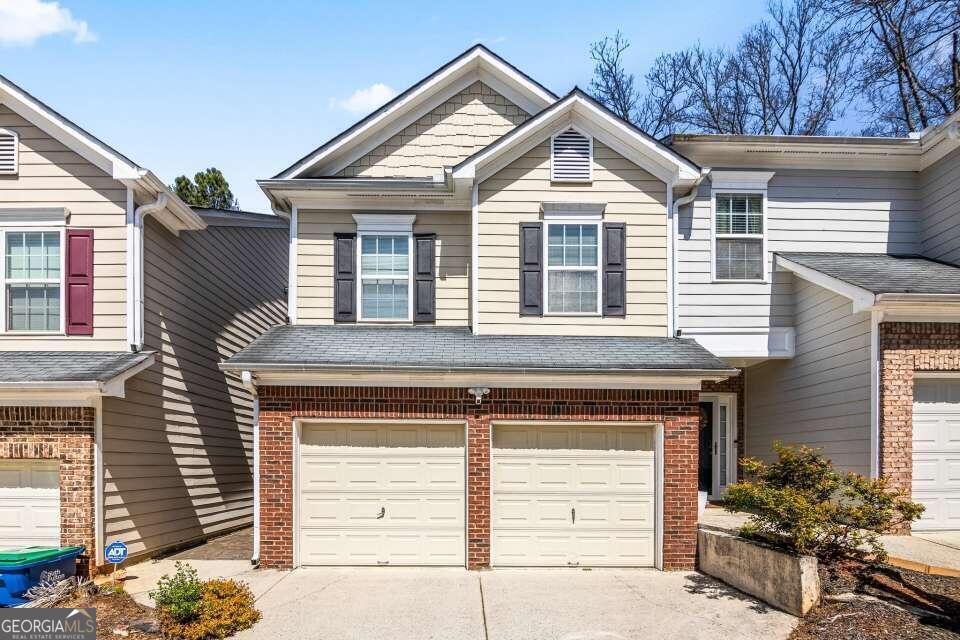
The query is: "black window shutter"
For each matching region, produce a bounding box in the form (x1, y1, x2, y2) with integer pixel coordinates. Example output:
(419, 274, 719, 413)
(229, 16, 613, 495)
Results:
(414, 233, 436, 322)
(333, 233, 356, 322)
(519, 222, 543, 316)
(603, 222, 626, 317)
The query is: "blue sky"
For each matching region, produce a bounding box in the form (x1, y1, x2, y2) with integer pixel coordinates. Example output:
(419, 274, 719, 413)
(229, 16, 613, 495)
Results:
(1, 0, 767, 212)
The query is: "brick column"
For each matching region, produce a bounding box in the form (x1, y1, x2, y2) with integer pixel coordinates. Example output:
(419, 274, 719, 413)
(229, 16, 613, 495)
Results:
(258, 404, 294, 570)
(661, 406, 700, 570)
(466, 409, 490, 569)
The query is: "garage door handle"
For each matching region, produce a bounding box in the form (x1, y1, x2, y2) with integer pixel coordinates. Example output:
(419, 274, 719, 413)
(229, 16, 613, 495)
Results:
(571, 507, 576, 524)
(377, 507, 385, 519)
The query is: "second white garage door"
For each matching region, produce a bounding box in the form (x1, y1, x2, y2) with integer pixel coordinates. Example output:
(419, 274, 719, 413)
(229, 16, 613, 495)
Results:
(913, 378, 960, 531)
(297, 422, 465, 566)
(491, 423, 657, 567)
(0, 460, 60, 547)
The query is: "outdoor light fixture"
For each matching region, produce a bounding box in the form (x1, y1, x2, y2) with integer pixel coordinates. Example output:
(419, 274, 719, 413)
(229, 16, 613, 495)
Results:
(467, 387, 490, 404)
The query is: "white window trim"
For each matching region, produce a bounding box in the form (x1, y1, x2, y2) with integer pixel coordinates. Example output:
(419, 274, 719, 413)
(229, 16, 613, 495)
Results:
(710, 189, 769, 283)
(542, 216, 603, 317)
(550, 125, 593, 183)
(0, 227, 66, 335)
(356, 230, 414, 323)
(0, 128, 18, 176)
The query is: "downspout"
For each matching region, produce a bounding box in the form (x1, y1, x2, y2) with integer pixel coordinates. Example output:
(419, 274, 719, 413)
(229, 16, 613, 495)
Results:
(670, 169, 711, 336)
(130, 193, 169, 351)
(241, 371, 260, 566)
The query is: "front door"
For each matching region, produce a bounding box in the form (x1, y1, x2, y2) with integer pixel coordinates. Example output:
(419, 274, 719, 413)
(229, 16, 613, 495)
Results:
(698, 395, 737, 499)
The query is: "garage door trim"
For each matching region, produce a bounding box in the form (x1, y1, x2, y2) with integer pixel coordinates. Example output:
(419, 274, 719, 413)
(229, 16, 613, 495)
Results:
(489, 420, 664, 570)
(292, 418, 468, 568)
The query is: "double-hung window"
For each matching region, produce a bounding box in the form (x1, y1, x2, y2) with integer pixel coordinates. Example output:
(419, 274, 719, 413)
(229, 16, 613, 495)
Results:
(358, 233, 411, 321)
(714, 192, 764, 281)
(2, 229, 63, 332)
(544, 221, 600, 314)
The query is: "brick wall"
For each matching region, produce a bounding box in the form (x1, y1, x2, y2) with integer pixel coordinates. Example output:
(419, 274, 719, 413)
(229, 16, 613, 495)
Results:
(0, 406, 96, 570)
(879, 322, 960, 514)
(702, 372, 745, 480)
(257, 386, 700, 571)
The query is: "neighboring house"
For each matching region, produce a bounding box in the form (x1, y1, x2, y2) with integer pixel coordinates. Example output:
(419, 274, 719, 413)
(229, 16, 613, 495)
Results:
(669, 127, 960, 533)
(0, 75, 288, 571)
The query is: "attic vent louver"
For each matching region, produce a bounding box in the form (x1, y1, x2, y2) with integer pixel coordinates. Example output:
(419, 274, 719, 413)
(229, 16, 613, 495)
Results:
(0, 129, 17, 175)
(551, 128, 592, 182)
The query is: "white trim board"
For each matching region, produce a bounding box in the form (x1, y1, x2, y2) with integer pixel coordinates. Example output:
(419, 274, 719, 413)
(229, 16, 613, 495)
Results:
(684, 327, 795, 359)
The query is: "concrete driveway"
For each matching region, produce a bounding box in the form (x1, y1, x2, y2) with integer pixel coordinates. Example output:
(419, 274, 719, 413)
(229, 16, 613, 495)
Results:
(233, 567, 797, 640)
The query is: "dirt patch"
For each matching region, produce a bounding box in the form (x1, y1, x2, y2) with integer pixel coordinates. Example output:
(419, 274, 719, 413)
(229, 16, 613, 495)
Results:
(791, 559, 960, 640)
(64, 590, 159, 640)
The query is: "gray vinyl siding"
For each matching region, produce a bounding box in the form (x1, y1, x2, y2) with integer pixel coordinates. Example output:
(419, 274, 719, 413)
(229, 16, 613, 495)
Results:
(677, 168, 920, 330)
(744, 279, 871, 476)
(101, 215, 287, 558)
(920, 147, 960, 265)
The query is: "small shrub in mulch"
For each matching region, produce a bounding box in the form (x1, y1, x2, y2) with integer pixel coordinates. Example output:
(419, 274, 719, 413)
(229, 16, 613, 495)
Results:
(150, 562, 261, 639)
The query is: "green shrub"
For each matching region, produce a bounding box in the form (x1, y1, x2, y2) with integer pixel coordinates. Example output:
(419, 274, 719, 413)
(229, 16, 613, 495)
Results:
(150, 561, 203, 624)
(724, 442, 925, 561)
(157, 578, 261, 640)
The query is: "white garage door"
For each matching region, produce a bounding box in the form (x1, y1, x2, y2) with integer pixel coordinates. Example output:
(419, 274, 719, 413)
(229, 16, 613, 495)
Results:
(913, 378, 960, 531)
(491, 423, 656, 567)
(0, 460, 60, 546)
(297, 422, 465, 566)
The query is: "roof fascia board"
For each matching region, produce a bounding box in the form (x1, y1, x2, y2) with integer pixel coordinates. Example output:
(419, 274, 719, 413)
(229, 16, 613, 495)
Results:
(0, 81, 140, 179)
(277, 47, 556, 180)
(670, 140, 921, 172)
(918, 118, 960, 169)
(240, 368, 734, 389)
(775, 255, 877, 312)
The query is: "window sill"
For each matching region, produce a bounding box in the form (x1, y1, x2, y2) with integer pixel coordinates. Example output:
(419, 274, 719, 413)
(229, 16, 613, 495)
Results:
(0, 331, 66, 336)
(542, 312, 602, 317)
(710, 279, 769, 285)
(356, 319, 414, 324)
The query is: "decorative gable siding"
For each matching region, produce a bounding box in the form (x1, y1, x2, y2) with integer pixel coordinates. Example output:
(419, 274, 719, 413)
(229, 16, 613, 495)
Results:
(920, 147, 960, 265)
(476, 140, 668, 336)
(677, 169, 921, 331)
(337, 82, 529, 178)
(102, 216, 287, 558)
(0, 104, 128, 350)
(745, 279, 871, 476)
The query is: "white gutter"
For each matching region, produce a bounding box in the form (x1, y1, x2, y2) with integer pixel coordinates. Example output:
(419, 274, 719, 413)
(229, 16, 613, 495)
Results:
(241, 371, 260, 566)
(130, 194, 169, 350)
(670, 169, 710, 335)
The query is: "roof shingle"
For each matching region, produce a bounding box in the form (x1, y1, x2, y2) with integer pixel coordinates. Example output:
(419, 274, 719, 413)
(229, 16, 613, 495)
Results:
(777, 253, 960, 295)
(0, 351, 152, 383)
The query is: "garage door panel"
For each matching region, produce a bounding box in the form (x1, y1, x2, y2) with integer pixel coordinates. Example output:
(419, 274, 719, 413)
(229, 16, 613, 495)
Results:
(493, 457, 654, 494)
(300, 529, 463, 565)
(913, 379, 960, 531)
(0, 460, 60, 546)
(492, 530, 655, 567)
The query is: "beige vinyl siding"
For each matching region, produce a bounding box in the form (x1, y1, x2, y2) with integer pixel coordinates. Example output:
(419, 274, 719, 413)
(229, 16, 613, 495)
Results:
(476, 140, 668, 336)
(745, 279, 871, 475)
(297, 210, 470, 325)
(678, 168, 920, 330)
(101, 216, 287, 558)
(337, 82, 528, 178)
(920, 147, 960, 264)
(0, 103, 127, 350)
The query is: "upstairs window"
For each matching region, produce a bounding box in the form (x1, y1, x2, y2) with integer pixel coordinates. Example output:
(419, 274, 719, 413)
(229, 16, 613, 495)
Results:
(551, 128, 592, 182)
(359, 233, 410, 321)
(0, 129, 17, 175)
(545, 222, 600, 314)
(714, 192, 764, 281)
(3, 230, 62, 332)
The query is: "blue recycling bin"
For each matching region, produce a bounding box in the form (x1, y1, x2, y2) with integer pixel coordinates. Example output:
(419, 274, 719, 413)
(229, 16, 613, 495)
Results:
(0, 546, 84, 607)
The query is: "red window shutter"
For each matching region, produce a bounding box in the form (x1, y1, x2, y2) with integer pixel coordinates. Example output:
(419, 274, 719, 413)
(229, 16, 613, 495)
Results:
(65, 229, 94, 335)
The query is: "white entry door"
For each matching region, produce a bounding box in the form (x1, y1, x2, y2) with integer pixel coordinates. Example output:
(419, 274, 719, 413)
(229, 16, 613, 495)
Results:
(0, 460, 60, 546)
(491, 423, 657, 567)
(297, 422, 465, 566)
(913, 378, 960, 531)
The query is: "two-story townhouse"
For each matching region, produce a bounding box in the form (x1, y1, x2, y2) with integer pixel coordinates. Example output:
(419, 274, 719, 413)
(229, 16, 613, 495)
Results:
(668, 121, 960, 533)
(223, 46, 738, 572)
(0, 74, 288, 571)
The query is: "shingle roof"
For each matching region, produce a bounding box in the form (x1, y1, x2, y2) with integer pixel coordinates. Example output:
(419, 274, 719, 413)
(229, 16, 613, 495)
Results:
(0, 351, 152, 383)
(221, 325, 734, 373)
(777, 253, 960, 295)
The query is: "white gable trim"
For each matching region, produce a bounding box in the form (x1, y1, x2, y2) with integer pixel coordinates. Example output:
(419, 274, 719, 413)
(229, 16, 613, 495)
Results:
(453, 93, 700, 186)
(276, 47, 556, 180)
(775, 255, 876, 312)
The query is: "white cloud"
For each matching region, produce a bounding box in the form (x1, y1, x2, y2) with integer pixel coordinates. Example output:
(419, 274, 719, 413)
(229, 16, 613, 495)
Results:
(0, 0, 97, 47)
(329, 83, 397, 115)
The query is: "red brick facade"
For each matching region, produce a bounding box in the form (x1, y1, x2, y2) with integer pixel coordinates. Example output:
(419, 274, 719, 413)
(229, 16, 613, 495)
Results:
(257, 386, 701, 571)
(701, 372, 745, 480)
(879, 322, 960, 512)
(0, 406, 96, 570)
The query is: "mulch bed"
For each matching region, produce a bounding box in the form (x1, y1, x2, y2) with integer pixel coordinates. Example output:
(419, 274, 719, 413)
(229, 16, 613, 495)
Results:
(791, 558, 960, 640)
(64, 589, 160, 640)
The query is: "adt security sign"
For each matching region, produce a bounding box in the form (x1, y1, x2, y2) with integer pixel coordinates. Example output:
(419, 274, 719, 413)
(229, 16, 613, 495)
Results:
(105, 541, 128, 564)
